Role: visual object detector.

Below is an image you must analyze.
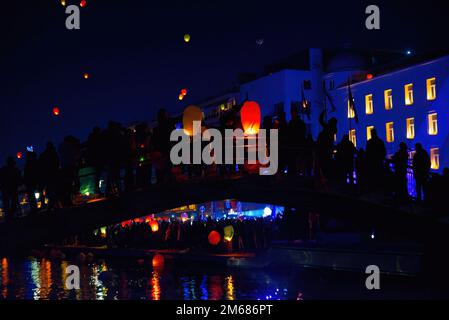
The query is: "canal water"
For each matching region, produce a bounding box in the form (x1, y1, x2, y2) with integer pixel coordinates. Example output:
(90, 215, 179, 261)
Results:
(0, 256, 444, 300)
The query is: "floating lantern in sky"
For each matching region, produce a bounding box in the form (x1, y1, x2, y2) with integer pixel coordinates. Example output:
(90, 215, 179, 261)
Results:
(178, 94, 184, 101)
(53, 107, 60, 116)
(150, 220, 159, 233)
(83, 72, 89, 79)
(152, 253, 165, 268)
(181, 88, 187, 96)
(183, 105, 202, 136)
(223, 225, 234, 242)
(61, 0, 66, 6)
(184, 34, 191, 43)
(240, 101, 261, 135)
(16, 152, 23, 160)
(80, 0, 87, 8)
(208, 230, 221, 246)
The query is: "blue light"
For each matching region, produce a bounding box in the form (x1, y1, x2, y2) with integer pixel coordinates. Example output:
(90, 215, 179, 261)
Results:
(406, 50, 412, 55)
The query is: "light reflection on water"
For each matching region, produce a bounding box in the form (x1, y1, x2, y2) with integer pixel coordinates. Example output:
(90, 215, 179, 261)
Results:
(0, 257, 293, 300)
(0, 256, 444, 300)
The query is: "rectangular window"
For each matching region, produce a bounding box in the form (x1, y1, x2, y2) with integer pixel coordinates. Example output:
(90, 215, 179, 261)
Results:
(366, 126, 374, 141)
(427, 77, 436, 100)
(347, 100, 355, 119)
(428, 113, 438, 135)
(406, 117, 415, 140)
(384, 89, 393, 110)
(405, 84, 414, 105)
(349, 129, 357, 147)
(386, 122, 394, 143)
(365, 94, 373, 114)
(430, 148, 440, 170)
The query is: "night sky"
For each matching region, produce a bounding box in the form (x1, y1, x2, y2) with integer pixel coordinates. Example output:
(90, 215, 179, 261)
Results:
(1, 0, 449, 162)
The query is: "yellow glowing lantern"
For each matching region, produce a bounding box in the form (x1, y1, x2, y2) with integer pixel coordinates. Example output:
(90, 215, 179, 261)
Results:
(61, 0, 66, 6)
(100, 227, 107, 238)
(178, 94, 184, 101)
(83, 73, 89, 79)
(240, 101, 261, 135)
(223, 225, 234, 242)
(150, 220, 159, 233)
(184, 34, 191, 43)
(182, 105, 202, 136)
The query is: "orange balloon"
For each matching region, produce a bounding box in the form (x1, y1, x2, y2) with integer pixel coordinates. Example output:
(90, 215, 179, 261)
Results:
(240, 101, 261, 134)
(208, 230, 221, 246)
(183, 105, 203, 136)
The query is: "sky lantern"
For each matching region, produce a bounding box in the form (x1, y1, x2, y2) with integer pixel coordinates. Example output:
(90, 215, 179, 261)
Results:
(183, 105, 202, 136)
(223, 225, 234, 242)
(150, 220, 159, 233)
(184, 34, 191, 43)
(61, 0, 66, 6)
(152, 253, 165, 268)
(16, 152, 23, 160)
(181, 88, 187, 96)
(366, 73, 373, 80)
(83, 73, 89, 79)
(178, 94, 184, 101)
(208, 230, 221, 246)
(53, 107, 60, 116)
(80, 0, 87, 7)
(240, 101, 261, 135)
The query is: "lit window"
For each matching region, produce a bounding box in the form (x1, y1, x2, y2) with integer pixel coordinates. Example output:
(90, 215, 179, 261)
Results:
(430, 148, 440, 170)
(428, 113, 438, 135)
(366, 126, 374, 141)
(365, 94, 373, 114)
(384, 89, 393, 110)
(347, 100, 355, 119)
(405, 84, 414, 105)
(386, 122, 394, 143)
(406, 118, 415, 140)
(426, 77, 436, 100)
(349, 129, 357, 147)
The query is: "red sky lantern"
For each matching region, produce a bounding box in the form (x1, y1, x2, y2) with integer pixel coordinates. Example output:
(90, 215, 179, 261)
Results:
(208, 230, 221, 246)
(183, 105, 203, 136)
(16, 152, 23, 160)
(181, 88, 187, 96)
(366, 73, 373, 80)
(150, 220, 159, 233)
(152, 253, 164, 268)
(80, 0, 87, 8)
(240, 101, 261, 135)
(53, 107, 60, 116)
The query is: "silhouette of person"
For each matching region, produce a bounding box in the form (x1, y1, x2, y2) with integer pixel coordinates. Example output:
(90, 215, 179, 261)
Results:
(366, 128, 386, 190)
(336, 134, 357, 187)
(39, 142, 60, 209)
(274, 111, 288, 174)
(288, 107, 306, 175)
(316, 110, 337, 180)
(24, 151, 40, 212)
(392, 142, 409, 203)
(0, 157, 22, 222)
(412, 143, 431, 203)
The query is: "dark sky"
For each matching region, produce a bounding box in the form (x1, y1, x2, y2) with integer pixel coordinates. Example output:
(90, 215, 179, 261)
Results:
(1, 0, 449, 162)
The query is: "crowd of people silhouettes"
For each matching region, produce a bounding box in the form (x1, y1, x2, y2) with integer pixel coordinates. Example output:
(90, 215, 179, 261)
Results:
(0, 106, 446, 223)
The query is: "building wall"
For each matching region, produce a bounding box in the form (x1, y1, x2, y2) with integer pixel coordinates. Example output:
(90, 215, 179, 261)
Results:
(327, 55, 449, 171)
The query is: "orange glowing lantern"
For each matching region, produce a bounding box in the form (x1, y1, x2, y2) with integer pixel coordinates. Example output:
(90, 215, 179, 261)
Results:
(181, 89, 187, 96)
(366, 73, 373, 80)
(240, 101, 261, 134)
(61, 0, 66, 6)
(53, 107, 60, 116)
(208, 230, 221, 246)
(150, 220, 159, 232)
(16, 152, 23, 160)
(183, 105, 203, 136)
(80, 0, 87, 7)
(178, 94, 184, 101)
(83, 73, 89, 79)
(152, 253, 165, 268)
